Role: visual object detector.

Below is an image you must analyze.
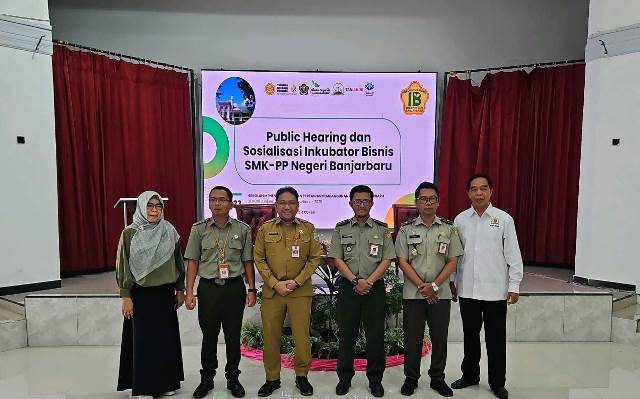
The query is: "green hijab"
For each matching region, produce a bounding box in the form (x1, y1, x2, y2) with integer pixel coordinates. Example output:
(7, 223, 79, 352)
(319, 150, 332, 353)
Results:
(127, 191, 179, 281)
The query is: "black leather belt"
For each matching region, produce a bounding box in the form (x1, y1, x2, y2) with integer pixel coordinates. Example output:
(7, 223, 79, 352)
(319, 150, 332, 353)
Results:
(201, 276, 242, 286)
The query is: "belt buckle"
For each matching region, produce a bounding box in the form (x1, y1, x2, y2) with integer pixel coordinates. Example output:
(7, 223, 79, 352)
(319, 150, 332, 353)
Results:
(214, 278, 226, 286)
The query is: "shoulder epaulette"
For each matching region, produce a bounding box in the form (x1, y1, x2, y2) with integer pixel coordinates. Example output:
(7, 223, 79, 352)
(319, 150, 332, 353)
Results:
(440, 218, 453, 225)
(401, 217, 416, 226)
(372, 218, 388, 227)
(192, 218, 210, 226)
(264, 217, 277, 224)
(235, 218, 250, 229)
(336, 219, 351, 227)
(295, 217, 312, 225)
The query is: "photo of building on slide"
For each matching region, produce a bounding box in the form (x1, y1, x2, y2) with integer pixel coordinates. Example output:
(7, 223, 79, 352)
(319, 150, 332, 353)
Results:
(216, 77, 256, 125)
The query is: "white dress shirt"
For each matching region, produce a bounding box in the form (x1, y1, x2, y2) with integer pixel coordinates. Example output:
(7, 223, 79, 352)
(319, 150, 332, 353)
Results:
(453, 204, 523, 301)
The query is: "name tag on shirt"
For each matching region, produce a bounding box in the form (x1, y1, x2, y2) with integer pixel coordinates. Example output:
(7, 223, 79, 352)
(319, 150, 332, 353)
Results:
(438, 242, 448, 254)
(218, 261, 229, 279)
(490, 217, 501, 227)
(291, 245, 300, 258)
(370, 244, 379, 256)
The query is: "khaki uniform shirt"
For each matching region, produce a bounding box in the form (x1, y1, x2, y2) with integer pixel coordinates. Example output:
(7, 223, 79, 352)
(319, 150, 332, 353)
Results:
(395, 216, 464, 300)
(184, 218, 253, 279)
(253, 217, 323, 299)
(328, 216, 396, 278)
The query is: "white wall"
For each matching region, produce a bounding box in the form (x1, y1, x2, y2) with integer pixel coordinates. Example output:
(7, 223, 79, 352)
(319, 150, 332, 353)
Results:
(48, 0, 588, 73)
(0, 0, 60, 289)
(1, 0, 49, 19)
(575, 0, 640, 292)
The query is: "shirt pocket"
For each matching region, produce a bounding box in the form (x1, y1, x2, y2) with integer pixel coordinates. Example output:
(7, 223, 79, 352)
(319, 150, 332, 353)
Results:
(485, 224, 505, 252)
(367, 236, 384, 260)
(264, 232, 283, 259)
(264, 232, 282, 243)
(201, 243, 217, 262)
(297, 231, 312, 255)
(227, 237, 243, 261)
(340, 236, 356, 259)
(407, 235, 424, 257)
(300, 231, 312, 243)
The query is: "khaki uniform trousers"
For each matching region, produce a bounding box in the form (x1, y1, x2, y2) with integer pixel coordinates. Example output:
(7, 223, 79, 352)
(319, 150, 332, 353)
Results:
(261, 294, 312, 380)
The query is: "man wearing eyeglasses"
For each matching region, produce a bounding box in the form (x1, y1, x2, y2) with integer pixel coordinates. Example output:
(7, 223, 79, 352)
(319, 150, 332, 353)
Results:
(395, 182, 463, 397)
(449, 174, 523, 399)
(328, 185, 396, 398)
(184, 186, 257, 399)
(253, 186, 323, 397)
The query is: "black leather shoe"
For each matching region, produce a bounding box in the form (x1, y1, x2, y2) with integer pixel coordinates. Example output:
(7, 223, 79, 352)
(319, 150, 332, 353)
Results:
(451, 377, 479, 389)
(227, 379, 245, 398)
(400, 378, 418, 396)
(295, 376, 313, 396)
(430, 380, 453, 397)
(335, 380, 351, 396)
(257, 380, 281, 397)
(193, 372, 214, 399)
(369, 382, 385, 398)
(492, 387, 509, 399)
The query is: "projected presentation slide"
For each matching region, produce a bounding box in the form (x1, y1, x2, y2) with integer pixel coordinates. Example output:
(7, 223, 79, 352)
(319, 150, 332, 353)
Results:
(201, 71, 437, 228)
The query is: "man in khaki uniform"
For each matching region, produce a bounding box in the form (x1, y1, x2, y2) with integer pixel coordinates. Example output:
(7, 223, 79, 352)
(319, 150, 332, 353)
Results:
(254, 186, 323, 397)
(329, 186, 396, 397)
(328, 185, 396, 398)
(395, 182, 463, 397)
(184, 186, 257, 399)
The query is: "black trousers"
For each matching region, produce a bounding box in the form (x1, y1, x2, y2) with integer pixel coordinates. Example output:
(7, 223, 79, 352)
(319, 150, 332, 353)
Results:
(336, 278, 386, 383)
(403, 299, 451, 382)
(197, 276, 247, 380)
(459, 297, 507, 390)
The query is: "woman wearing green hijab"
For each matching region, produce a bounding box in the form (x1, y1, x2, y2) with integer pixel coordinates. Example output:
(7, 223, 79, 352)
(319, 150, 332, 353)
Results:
(116, 191, 185, 398)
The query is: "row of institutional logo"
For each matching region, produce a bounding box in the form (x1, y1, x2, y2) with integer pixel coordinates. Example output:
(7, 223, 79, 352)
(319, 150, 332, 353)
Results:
(264, 80, 430, 115)
(264, 81, 376, 97)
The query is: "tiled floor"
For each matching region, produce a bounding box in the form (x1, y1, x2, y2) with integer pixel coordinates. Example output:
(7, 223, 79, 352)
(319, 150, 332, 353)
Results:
(1, 342, 640, 399)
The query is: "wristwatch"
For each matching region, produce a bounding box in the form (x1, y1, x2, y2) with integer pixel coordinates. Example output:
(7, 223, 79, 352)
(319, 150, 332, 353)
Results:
(248, 288, 258, 294)
(351, 277, 361, 287)
(431, 282, 440, 292)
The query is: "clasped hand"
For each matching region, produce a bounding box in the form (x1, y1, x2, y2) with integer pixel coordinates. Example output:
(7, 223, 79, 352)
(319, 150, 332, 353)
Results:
(274, 280, 298, 296)
(418, 282, 438, 304)
(353, 278, 373, 295)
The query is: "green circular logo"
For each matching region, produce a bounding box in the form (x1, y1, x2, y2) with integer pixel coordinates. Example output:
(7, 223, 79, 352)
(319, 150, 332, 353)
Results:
(203, 116, 230, 178)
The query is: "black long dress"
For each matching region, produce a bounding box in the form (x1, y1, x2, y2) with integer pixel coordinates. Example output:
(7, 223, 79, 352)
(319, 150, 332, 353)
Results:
(117, 283, 184, 396)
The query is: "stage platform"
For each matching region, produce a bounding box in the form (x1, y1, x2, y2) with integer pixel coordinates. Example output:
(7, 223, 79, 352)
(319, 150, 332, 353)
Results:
(0, 266, 625, 304)
(1, 266, 638, 352)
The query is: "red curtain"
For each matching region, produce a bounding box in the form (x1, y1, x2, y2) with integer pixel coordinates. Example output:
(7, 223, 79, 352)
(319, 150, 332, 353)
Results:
(53, 45, 196, 274)
(438, 64, 584, 265)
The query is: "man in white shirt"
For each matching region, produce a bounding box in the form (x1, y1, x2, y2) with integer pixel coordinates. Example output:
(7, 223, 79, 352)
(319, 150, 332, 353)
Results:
(449, 174, 523, 399)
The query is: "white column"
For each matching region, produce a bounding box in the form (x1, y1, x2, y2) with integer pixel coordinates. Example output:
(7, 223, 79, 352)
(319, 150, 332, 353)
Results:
(0, 0, 60, 290)
(575, 0, 640, 292)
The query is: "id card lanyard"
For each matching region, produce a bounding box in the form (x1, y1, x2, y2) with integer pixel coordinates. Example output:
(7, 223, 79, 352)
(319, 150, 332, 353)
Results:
(291, 229, 302, 258)
(214, 226, 232, 279)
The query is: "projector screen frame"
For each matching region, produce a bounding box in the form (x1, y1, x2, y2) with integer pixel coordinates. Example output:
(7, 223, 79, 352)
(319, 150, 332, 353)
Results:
(196, 68, 440, 226)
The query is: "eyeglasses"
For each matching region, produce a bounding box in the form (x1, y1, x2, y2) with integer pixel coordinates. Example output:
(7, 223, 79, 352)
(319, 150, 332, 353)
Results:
(351, 199, 372, 206)
(146, 203, 164, 210)
(416, 196, 439, 205)
(276, 201, 298, 207)
(209, 197, 231, 204)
